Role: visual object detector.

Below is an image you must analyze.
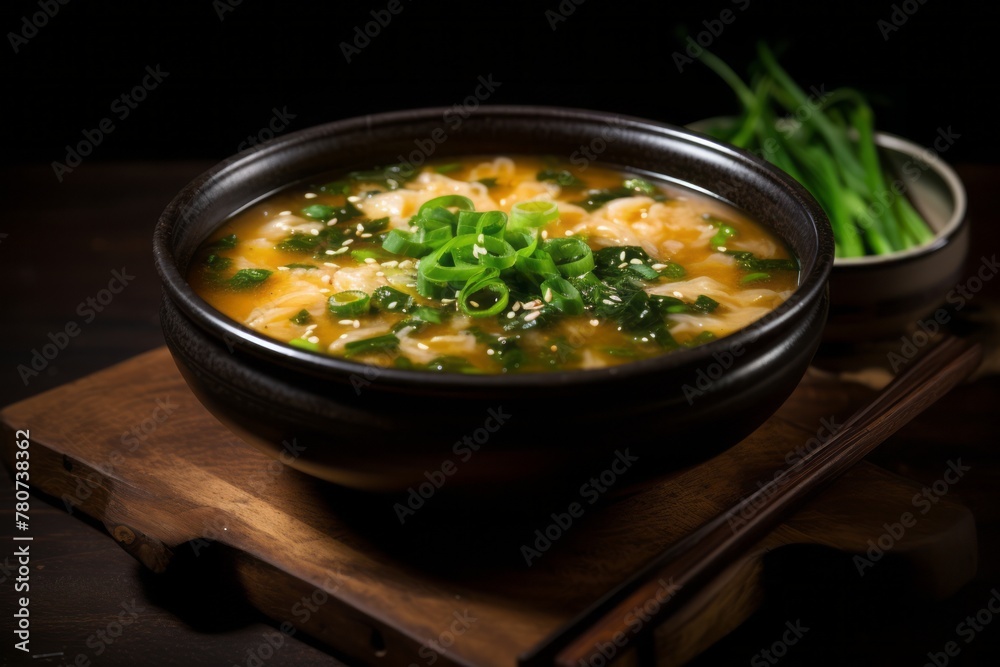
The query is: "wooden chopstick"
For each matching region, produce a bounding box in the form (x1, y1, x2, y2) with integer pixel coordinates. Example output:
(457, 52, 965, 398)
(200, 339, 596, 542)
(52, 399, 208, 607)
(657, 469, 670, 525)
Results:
(519, 334, 983, 667)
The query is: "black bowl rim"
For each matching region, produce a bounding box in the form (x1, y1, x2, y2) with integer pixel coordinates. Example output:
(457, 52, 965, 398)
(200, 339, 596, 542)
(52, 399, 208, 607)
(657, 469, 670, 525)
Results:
(153, 105, 834, 392)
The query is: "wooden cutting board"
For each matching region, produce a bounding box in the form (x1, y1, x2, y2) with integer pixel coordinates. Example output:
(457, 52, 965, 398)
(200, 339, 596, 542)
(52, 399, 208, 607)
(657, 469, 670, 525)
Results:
(0, 347, 976, 666)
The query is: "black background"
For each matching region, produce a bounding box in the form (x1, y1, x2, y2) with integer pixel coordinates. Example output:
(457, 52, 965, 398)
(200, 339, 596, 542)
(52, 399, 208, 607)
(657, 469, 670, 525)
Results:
(3, 1, 999, 666)
(4, 0, 997, 167)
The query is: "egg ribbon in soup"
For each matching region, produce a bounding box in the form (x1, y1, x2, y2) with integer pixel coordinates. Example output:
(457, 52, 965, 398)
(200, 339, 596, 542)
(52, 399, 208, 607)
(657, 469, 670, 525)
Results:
(188, 156, 798, 373)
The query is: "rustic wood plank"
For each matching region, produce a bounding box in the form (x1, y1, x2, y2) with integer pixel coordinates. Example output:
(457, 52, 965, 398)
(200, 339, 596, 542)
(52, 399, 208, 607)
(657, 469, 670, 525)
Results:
(0, 347, 977, 666)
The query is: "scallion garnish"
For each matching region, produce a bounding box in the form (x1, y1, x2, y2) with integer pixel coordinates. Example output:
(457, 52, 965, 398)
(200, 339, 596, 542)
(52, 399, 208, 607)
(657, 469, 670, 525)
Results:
(327, 290, 370, 316)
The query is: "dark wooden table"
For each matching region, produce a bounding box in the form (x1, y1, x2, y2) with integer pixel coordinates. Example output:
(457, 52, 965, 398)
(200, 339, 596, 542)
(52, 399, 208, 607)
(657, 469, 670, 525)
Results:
(2, 161, 999, 666)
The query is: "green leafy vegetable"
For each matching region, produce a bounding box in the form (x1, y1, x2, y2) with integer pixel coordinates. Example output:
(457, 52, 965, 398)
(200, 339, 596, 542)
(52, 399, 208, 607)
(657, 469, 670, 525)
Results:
(229, 268, 272, 289)
(696, 42, 935, 257)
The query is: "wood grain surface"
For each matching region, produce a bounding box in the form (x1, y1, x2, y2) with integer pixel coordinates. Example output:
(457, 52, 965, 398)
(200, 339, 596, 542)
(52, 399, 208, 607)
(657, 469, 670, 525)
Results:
(2, 163, 999, 666)
(0, 346, 981, 666)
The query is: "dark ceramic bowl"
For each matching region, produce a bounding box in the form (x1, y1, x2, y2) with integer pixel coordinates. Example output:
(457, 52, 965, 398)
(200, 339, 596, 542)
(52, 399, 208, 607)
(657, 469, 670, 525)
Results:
(153, 106, 834, 492)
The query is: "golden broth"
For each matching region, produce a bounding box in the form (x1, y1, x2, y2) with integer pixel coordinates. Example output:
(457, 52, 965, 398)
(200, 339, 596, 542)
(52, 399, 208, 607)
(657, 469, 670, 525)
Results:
(188, 156, 798, 373)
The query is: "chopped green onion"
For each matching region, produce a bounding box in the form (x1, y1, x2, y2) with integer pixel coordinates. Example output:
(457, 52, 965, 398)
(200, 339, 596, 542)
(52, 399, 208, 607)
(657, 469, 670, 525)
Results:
(458, 268, 509, 318)
(288, 337, 320, 352)
(327, 290, 370, 316)
(509, 200, 559, 230)
(540, 276, 584, 315)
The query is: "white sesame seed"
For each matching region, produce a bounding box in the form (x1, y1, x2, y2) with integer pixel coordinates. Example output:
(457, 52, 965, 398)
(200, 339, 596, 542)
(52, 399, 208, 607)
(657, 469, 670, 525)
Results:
(361, 233, 373, 238)
(618, 262, 628, 269)
(541, 230, 548, 239)
(347, 196, 360, 202)
(487, 348, 496, 355)
(543, 288, 553, 302)
(381, 260, 399, 268)
(387, 301, 398, 310)
(376, 271, 385, 277)
(717, 246, 727, 252)
(641, 337, 649, 342)
(602, 299, 615, 305)
(506, 311, 516, 319)
(339, 333, 348, 339)
(620, 250, 627, 261)
(512, 301, 521, 312)
(307, 335, 320, 344)
(564, 230, 573, 236)
(417, 343, 429, 350)
(326, 220, 337, 226)
(440, 298, 455, 304)
(399, 260, 414, 269)
(341, 239, 354, 246)
(469, 301, 479, 308)
(353, 320, 360, 328)
(357, 223, 365, 232)
(609, 295, 622, 302)
(304, 193, 317, 199)
(338, 319, 354, 325)
(278, 266, 290, 271)
(651, 263, 667, 270)
(524, 311, 540, 322)
(310, 229, 320, 236)
(629, 258, 643, 265)
(590, 319, 600, 326)
(280, 210, 291, 216)
(364, 258, 377, 265)
(324, 262, 338, 268)
(325, 250, 336, 255)
(673, 291, 683, 298)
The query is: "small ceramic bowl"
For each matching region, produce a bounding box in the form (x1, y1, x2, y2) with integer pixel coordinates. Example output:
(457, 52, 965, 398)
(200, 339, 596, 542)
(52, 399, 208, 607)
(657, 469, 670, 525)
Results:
(153, 106, 834, 492)
(823, 133, 968, 342)
(686, 118, 969, 342)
